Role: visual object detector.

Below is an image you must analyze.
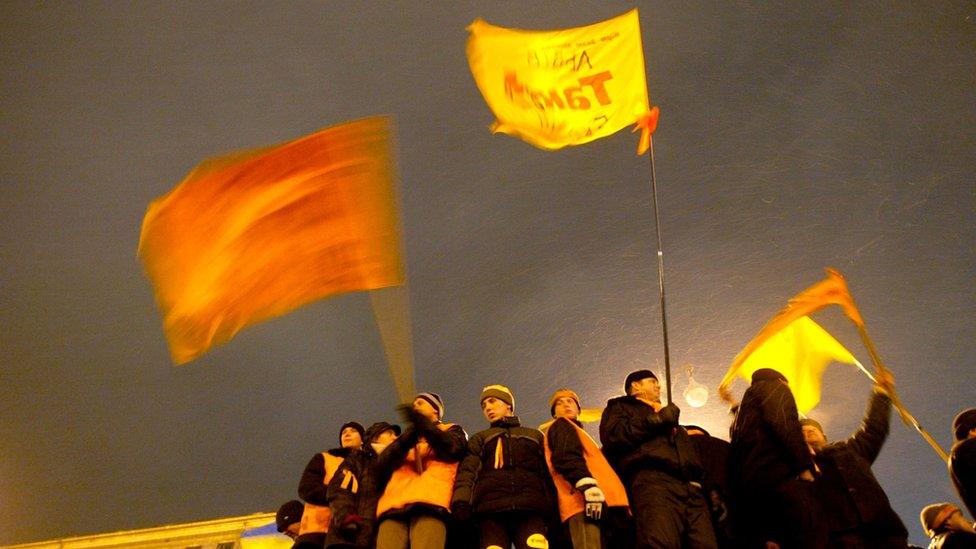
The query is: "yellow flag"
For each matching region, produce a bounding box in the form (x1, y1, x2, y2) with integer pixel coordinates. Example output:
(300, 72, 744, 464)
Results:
(725, 316, 859, 413)
(539, 408, 605, 431)
(467, 9, 656, 153)
(719, 268, 864, 389)
(138, 117, 405, 365)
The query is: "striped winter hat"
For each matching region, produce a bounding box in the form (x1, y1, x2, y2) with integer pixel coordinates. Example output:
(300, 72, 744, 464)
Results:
(415, 392, 445, 419)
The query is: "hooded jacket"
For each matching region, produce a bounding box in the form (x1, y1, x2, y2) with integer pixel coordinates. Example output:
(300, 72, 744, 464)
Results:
(728, 379, 814, 493)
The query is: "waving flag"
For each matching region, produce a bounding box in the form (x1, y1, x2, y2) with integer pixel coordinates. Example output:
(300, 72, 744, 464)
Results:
(138, 117, 405, 365)
(467, 9, 657, 153)
(724, 316, 860, 413)
(719, 269, 865, 410)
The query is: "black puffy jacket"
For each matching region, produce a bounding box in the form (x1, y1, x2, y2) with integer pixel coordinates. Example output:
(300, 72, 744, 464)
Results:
(599, 395, 705, 483)
(451, 416, 555, 516)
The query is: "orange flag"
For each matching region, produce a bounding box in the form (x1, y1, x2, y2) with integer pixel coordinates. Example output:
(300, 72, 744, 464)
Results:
(719, 268, 864, 390)
(138, 117, 405, 365)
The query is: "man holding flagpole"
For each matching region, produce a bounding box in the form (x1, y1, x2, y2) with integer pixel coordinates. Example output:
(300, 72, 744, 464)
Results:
(800, 371, 909, 548)
(600, 370, 718, 549)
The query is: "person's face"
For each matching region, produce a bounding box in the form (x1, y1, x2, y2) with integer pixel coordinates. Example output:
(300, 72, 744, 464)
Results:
(284, 522, 300, 539)
(968, 427, 976, 440)
(552, 396, 580, 420)
(482, 397, 511, 423)
(373, 429, 397, 446)
(413, 397, 440, 421)
(802, 425, 827, 452)
(631, 377, 661, 403)
(340, 427, 363, 449)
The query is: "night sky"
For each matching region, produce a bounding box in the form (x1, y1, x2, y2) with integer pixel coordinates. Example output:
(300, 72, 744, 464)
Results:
(1, 2, 974, 546)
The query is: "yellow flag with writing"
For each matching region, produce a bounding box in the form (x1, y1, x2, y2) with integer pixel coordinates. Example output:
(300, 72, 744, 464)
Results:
(467, 9, 656, 153)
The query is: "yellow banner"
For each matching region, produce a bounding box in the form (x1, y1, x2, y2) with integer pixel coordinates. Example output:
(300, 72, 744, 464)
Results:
(138, 117, 405, 365)
(727, 316, 859, 413)
(467, 9, 654, 152)
(719, 268, 864, 391)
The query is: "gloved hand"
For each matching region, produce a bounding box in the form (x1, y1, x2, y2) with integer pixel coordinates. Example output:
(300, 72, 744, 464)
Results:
(575, 477, 605, 520)
(339, 514, 362, 538)
(450, 501, 472, 523)
(397, 403, 434, 434)
(658, 402, 680, 426)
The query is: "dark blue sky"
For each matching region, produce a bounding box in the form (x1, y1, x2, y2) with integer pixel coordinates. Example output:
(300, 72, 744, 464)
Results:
(1, 2, 973, 546)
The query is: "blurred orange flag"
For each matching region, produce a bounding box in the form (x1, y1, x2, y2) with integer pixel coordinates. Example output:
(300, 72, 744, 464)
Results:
(467, 9, 657, 153)
(719, 268, 864, 392)
(138, 117, 405, 365)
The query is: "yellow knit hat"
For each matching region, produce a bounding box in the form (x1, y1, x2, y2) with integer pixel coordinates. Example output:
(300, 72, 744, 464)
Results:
(548, 389, 581, 417)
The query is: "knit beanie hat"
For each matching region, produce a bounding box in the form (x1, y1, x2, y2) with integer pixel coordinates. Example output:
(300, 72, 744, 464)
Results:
(800, 418, 825, 435)
(752, 368, 788, 384)
(415, 392, 445, 419)
(920, 502, 959, 537)
(480, 384, 515, 410)
(549, 389, 581, 417)
(624, 369, 657, 394)
(338, 421, 365, 442)
(276, 499, 304, 532)
(953, 408, 976, 442)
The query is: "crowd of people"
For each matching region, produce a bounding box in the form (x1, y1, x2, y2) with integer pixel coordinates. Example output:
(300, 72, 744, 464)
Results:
(270, 369, 976, 549)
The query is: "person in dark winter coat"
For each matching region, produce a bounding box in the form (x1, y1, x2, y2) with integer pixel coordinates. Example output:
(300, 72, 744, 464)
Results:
(727, 368, 825, 549)
(298, 422, 366, 548)
(949, 408, 976, 519)
(920, 502, 976, 549)
(801, 370, 909, 548)
(373, 392, 467, 549)
(277, 499, 305, 542)
(325, 421, 401, 548)
(683, 426, 733, 548)
(599, 369, 717, 549)
(451, 384, 556, 549)
(543, 388, 630, 549)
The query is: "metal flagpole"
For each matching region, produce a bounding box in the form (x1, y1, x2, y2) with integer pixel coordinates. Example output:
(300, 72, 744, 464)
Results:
(853, 327, 949, 463)
(843, 277, 948, 463)
(646, 138, 673, 403)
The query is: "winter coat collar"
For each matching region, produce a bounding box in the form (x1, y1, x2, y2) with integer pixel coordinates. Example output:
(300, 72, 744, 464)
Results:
(490, 415, 522, 428)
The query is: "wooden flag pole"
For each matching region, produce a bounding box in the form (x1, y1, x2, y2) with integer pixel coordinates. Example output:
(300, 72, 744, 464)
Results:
(853, 325, 949, 463)
(646, 138, 673, 403)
